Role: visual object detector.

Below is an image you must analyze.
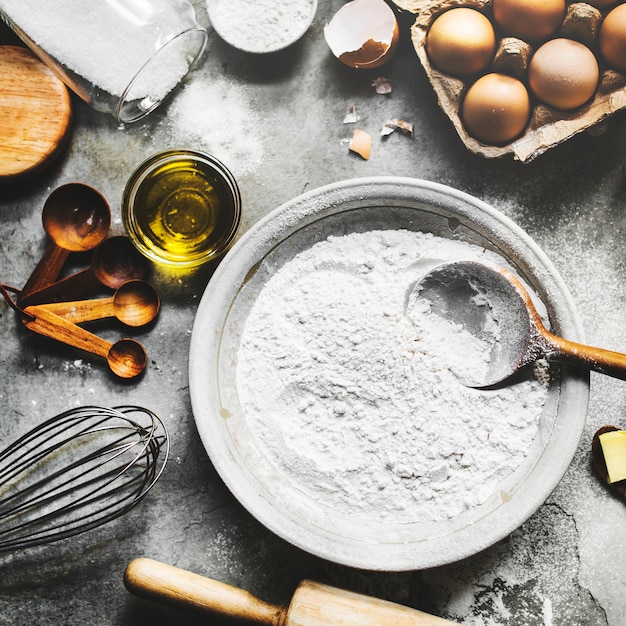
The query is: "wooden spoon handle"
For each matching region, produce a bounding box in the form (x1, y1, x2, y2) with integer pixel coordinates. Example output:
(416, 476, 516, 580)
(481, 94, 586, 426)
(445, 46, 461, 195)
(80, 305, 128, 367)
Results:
(22, 304, 112, 358)
(18, 266, 98, 307)
(543, 331, 626, 380)
(42, 296, 115, 323)
(124, 558, 285, 625)
(18, 242, 69, 306)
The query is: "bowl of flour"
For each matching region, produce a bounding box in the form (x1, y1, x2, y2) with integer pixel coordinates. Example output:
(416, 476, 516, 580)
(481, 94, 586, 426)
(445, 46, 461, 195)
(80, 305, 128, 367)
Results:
(189, 177, 589, 570)
(207, 0, 317, 54)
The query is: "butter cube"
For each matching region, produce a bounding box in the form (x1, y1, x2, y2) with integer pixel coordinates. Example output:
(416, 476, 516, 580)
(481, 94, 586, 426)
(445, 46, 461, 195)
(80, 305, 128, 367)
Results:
(599, 430, 626, 484)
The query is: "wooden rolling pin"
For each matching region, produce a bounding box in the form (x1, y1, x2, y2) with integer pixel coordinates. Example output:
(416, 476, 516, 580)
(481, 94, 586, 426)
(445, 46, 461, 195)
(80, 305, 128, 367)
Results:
(124, 558, 458, 625)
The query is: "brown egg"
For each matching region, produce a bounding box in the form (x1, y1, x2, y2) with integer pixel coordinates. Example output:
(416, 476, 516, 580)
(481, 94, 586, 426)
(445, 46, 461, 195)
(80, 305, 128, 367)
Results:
(426, 8, 497, 77)
(600, 4, 626, 74)
(528, 38, 599, 110)
(492, 0, 566, 41)
(461, 73, 531, 145)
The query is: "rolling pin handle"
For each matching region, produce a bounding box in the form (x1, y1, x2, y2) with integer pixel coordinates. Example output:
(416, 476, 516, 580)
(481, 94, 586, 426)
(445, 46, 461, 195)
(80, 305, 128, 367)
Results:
(124, 558, 286, 625)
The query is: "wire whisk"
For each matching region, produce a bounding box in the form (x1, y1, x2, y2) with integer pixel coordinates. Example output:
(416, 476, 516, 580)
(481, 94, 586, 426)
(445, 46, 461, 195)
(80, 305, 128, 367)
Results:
(0, 405, 169, 552)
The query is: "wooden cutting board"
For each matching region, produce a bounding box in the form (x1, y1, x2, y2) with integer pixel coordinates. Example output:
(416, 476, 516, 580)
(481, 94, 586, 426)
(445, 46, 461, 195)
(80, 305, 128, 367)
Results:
(0, 45, 72, 180)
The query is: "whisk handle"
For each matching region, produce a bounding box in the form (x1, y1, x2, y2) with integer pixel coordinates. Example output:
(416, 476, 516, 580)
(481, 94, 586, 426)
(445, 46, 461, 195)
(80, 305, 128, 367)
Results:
(124, 558, 286, 625)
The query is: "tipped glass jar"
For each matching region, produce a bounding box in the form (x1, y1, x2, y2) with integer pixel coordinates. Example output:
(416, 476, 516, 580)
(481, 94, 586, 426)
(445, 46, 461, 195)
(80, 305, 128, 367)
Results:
(122, 150, 242, 268)
(0, 0, 207, 123)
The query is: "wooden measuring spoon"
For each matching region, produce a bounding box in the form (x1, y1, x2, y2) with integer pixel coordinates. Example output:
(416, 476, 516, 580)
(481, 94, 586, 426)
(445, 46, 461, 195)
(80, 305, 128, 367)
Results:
(22, 305, 146, 379)
(42, 280, 160, 327)
(18, 183, 111, 306)
(20, 235, 149, 307)
(591, 425, 626, 501)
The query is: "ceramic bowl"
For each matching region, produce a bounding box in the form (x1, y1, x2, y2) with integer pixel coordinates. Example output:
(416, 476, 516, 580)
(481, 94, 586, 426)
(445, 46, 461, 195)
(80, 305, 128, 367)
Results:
(189, 177, 589, 570)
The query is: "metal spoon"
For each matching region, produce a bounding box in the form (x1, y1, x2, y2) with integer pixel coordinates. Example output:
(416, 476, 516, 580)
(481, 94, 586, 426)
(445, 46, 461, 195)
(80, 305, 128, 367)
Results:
(20, 235, 149, 307)
(19, 184, 111, 305)
(412, 259, 626, 387)
(42, 280, 160, 327)
(22, 305, 146, 379)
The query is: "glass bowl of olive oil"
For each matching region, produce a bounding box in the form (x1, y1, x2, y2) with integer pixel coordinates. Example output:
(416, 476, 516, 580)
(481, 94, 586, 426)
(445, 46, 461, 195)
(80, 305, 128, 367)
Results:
(122, 150, 241, 268)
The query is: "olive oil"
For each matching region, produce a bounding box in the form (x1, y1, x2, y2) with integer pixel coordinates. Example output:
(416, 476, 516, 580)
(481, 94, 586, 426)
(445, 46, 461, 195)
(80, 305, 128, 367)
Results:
(123, 150, 241, 267)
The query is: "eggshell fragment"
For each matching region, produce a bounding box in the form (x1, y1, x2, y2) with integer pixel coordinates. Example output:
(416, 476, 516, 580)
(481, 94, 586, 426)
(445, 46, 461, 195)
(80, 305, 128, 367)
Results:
(343, 105, 360, 123)
(426, 8, 496, 77)
(349, 128, 372, 159)
(528, 38, 599, 110)
(461, 73, 531, 145)
(382, 119, 414, 137)
(324, 0, 400, 69)
(372, 76, 392, 94)
(599, 4, 626, 74)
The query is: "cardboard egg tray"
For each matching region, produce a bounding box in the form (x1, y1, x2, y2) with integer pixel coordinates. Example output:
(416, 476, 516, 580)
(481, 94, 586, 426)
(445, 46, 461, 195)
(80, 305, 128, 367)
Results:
(393, 0, 626, 162)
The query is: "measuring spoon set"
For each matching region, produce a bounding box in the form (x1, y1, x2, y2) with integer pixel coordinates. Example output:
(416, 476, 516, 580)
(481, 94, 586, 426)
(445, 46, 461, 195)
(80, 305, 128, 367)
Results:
(10, 183, 159, 379)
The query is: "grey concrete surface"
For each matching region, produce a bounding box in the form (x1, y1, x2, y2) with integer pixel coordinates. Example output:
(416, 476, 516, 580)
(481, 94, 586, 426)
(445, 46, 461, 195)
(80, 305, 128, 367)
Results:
(1, 1, 626, 624)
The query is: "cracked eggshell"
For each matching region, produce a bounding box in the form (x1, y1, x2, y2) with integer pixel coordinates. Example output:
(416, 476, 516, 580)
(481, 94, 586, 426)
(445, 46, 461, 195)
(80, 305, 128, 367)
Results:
(324, 0, 400, 69)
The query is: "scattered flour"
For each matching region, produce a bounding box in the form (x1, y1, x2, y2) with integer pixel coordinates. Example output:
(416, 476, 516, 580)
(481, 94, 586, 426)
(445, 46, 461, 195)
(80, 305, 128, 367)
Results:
(163, 80, 265, 179)
(207, 0, 316, 53)
(236, 229, 549, 523)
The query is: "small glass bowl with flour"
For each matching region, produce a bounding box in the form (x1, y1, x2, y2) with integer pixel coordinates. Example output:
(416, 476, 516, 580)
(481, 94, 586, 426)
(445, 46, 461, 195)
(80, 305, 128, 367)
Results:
(207, 0, 317, 54)
(0, 0, 208, 123)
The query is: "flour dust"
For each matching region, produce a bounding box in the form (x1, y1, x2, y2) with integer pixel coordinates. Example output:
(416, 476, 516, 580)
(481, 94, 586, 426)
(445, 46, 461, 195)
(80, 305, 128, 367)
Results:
(160, 79, 265, 180)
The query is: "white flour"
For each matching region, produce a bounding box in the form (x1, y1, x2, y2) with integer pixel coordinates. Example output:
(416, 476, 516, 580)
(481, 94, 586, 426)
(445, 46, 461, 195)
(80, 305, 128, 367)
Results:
(207, 0, 316, 52)
(236, 229, 549, 523)
(162, 80, 265, 180)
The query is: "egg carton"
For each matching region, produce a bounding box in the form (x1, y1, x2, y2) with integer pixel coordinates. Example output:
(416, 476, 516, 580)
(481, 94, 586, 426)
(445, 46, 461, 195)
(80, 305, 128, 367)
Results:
(392, 0, 626, 162)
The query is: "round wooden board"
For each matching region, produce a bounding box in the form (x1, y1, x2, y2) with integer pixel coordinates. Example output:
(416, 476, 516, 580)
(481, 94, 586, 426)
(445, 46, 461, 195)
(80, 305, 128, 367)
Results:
(0, 45, 72, 180)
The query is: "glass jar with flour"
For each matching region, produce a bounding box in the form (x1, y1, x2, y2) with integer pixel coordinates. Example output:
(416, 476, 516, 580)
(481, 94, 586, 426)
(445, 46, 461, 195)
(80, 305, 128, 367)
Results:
(0, 0, 207, 123)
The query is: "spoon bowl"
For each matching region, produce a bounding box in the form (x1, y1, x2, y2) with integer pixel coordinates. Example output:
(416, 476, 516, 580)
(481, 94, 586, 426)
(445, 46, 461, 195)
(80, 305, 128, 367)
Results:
(413, 259, 626, 387)
(43, 280, 160, 327)
(19, 184, 111, 304)
(107, 338, 147, 379)
(92, 236, 151, 290)
(42, 183, 111, 252)
(112, 280, 160, 326)
(20, 236, 150, 307)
